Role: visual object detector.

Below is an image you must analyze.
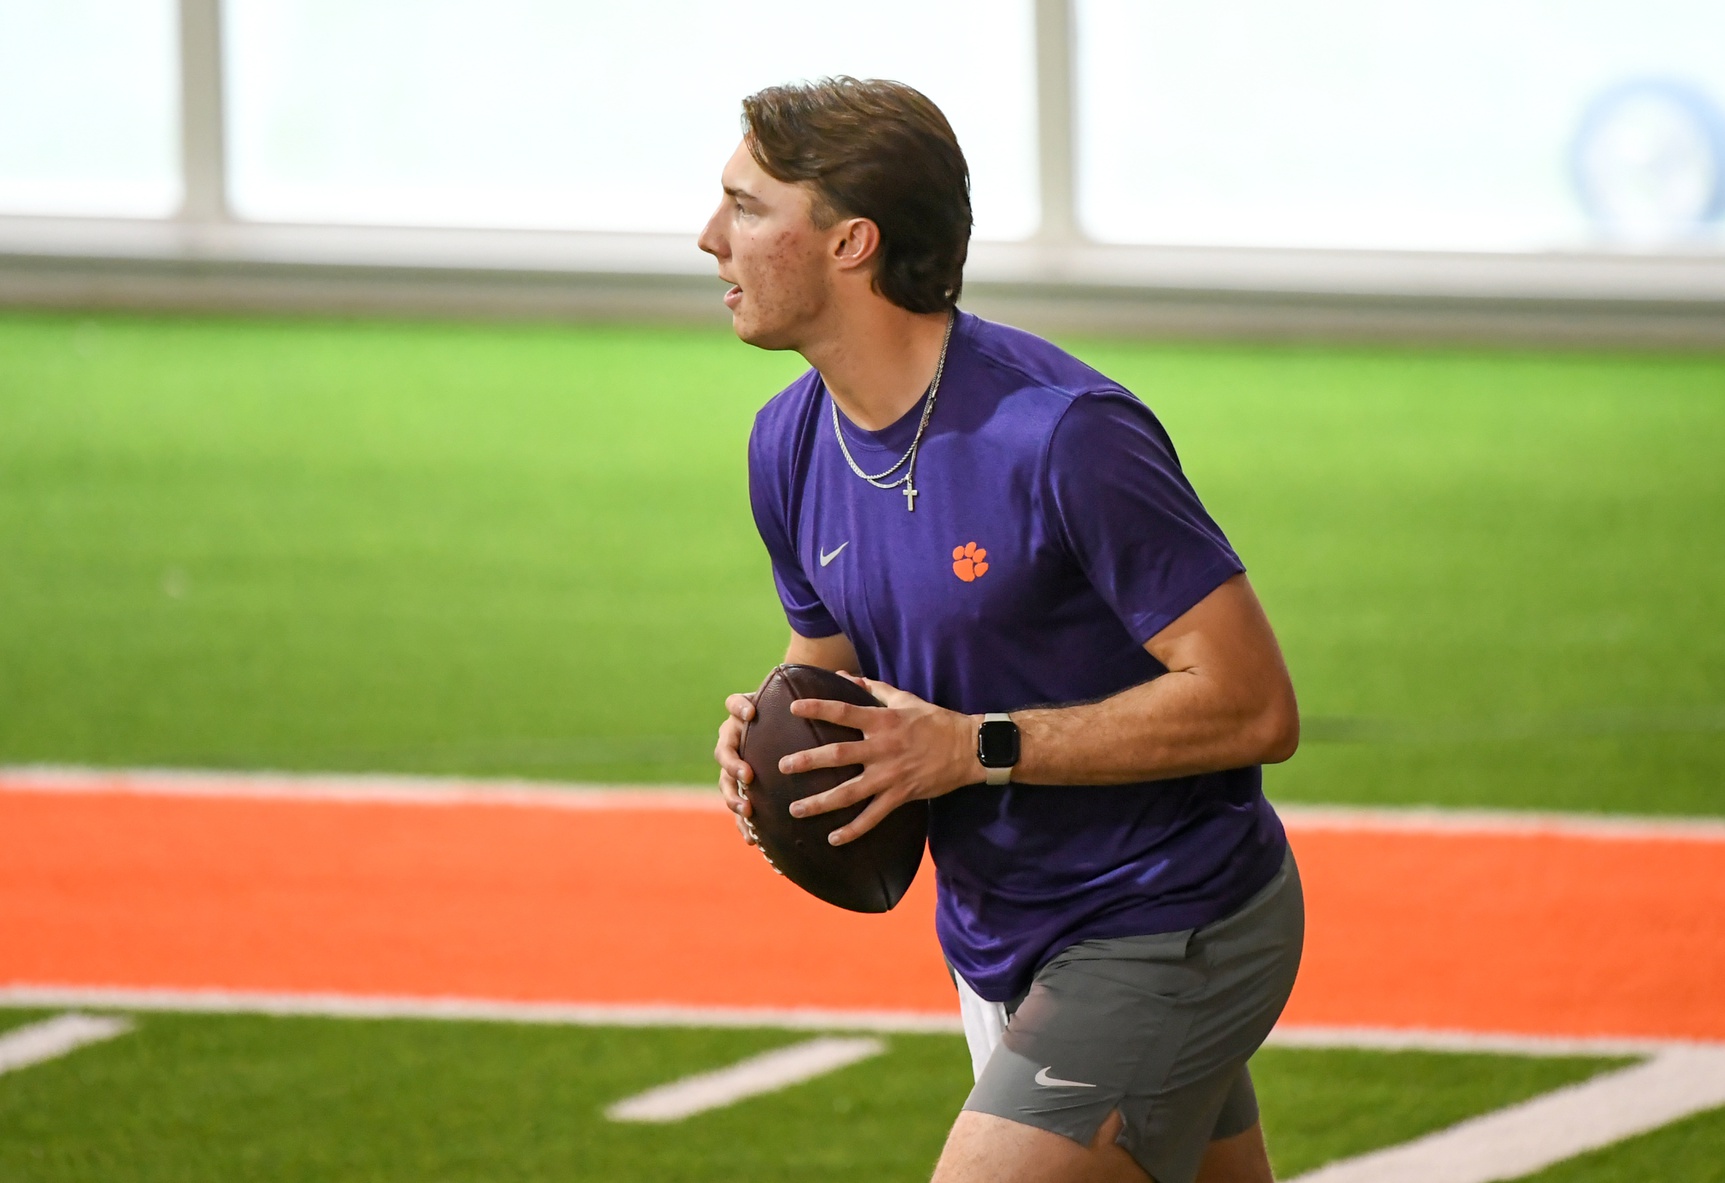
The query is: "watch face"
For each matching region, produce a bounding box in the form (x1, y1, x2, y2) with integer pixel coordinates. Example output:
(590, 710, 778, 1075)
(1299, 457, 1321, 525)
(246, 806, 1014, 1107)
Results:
(978, 720, 1020, 768)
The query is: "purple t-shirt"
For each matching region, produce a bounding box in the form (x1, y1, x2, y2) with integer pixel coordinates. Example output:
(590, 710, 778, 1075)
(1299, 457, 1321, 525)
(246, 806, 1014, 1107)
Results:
(747, 313, 1287, 1002)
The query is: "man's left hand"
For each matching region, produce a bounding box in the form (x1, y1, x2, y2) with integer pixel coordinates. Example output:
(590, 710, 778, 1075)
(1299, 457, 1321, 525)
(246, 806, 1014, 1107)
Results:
(779, 675, 983, 845)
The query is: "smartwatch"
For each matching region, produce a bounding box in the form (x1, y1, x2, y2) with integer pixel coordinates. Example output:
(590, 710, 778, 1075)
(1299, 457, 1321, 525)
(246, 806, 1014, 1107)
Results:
(977, 713, 1020, 786)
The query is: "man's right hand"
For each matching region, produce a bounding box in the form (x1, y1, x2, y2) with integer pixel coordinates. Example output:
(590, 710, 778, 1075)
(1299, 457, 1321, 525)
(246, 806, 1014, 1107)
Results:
(715, 691, 759, 845)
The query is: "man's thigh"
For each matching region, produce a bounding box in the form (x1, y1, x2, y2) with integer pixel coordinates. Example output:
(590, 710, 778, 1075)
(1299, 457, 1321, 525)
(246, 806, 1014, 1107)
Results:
(956, 850, 1304, 1183)
(932, 1112, 1274, 1183)
(933, 1109, 1149, 1183)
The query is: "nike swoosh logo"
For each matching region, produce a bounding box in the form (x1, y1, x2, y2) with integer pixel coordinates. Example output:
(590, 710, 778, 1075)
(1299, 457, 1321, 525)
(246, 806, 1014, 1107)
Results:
(1034, 1066, 1097, 1089)
(819, 542, 848, 567)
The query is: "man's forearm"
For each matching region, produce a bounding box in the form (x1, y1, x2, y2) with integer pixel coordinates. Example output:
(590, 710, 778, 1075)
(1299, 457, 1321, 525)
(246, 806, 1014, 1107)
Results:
(775, 578, 1297, 799)
(1001, 668, 1297, 786)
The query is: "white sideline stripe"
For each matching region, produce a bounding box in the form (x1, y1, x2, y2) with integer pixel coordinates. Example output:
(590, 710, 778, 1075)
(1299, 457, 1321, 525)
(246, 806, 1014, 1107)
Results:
(1278, 803, 1725, 843)
(0, 765, 718, 811)
(0, 1013, 132, 1075)
(3, 986, 1721, 1056)
(0, 985, 964, 1034)
(605, 1036, 885, 1122)
(1262, 1023, 1692, 1059)
(1286, 1047, 1725, 1183)
(6, 766, 1725, 839)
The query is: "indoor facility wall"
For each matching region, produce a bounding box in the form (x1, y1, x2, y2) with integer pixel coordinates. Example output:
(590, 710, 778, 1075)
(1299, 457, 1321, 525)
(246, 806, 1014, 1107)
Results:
(0, 0, 1722, 343)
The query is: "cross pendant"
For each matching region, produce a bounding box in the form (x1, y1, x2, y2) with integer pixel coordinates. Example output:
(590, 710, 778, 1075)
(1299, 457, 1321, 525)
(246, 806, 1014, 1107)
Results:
(903, 483, 918, 511)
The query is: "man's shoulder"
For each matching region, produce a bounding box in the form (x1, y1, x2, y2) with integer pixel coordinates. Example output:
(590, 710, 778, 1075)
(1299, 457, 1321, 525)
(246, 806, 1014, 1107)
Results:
(749, 367, 825, 465)
(949, 318, 1197, 498)
(754, 365, 823, 422)
(958, 313, 1124, 407)
(956, 315, 1166, 460)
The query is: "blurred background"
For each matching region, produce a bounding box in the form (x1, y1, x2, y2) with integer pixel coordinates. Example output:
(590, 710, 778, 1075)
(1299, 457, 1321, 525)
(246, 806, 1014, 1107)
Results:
(0, 3, 1722, 1181)
(3, 0, 1725, 337)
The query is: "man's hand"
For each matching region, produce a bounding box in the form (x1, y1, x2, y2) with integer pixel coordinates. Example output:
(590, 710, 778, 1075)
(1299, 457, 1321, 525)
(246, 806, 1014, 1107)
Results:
(717, 632, 865, 847)
(714, 691, 760, 845)
(779, 675, 983, 846)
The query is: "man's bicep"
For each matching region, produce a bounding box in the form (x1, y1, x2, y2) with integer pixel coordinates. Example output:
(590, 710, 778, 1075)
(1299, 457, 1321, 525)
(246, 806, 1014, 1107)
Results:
(1143, 574, 1300, 763)
(786, 630, 861, 672)
(1143, 574, 1286, 682)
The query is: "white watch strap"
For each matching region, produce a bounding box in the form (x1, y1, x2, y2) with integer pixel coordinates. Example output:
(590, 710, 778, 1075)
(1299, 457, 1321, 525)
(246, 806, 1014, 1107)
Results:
(983, 712, 1014, 786)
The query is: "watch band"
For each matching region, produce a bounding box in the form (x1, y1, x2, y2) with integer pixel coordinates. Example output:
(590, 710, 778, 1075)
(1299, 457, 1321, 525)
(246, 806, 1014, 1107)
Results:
(982, 712, 1015, 786)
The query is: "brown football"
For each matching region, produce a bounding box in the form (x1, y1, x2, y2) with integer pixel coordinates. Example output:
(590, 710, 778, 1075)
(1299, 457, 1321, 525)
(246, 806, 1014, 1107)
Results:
(739, 664, 928, 913)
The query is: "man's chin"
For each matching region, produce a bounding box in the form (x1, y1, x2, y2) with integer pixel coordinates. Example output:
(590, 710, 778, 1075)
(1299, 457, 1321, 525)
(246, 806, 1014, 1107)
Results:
(731, 314, 798, 352)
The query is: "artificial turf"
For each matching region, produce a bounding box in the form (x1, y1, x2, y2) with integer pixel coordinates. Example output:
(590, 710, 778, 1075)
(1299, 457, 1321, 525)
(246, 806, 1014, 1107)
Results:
(1523, 1104, 1725, 1183)
(1, 311, 1720, 813)
(0, 1010, 1623, 1183)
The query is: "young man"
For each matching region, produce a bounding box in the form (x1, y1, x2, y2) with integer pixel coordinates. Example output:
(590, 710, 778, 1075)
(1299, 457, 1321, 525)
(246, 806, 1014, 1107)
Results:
(703, 78, 1303, 1183)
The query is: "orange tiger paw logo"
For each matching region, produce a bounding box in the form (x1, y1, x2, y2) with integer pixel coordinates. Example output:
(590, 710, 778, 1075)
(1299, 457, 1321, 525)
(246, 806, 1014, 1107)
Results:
(952, 541, 989, 582)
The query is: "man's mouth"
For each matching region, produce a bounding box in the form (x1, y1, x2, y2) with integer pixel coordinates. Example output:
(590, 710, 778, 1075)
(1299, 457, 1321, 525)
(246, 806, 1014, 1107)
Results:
(723, 283, 743, 310)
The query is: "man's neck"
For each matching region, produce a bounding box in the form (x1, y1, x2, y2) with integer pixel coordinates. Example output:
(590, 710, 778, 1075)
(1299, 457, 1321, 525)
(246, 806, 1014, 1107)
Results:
(801, 301, 952, 433)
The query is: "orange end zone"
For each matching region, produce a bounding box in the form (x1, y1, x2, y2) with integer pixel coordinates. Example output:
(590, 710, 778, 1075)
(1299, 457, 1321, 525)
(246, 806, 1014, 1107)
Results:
(2, 782, 1722, 1042)
(1284, 826, 1725, 1041)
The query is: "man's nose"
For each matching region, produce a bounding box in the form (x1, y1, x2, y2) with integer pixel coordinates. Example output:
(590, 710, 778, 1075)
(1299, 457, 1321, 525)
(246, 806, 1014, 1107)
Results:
(697, 214, 726, 258)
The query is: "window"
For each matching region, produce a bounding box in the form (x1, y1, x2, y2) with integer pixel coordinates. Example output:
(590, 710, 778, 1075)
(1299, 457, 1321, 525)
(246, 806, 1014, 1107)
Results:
(0, 0, 181, 217)
(225, 0, 1039, 240)
(1074, 0, 1725, 252)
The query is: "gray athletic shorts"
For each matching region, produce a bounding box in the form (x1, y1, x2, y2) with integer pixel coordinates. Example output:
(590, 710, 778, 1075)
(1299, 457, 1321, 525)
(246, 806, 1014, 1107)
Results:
(958, 848, 1304, 1183)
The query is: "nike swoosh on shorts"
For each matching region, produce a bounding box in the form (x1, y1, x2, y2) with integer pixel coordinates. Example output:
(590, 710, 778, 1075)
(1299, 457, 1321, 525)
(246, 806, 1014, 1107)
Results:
(819, 542, 848, 567)
(1034, 1066, 1097, 1088)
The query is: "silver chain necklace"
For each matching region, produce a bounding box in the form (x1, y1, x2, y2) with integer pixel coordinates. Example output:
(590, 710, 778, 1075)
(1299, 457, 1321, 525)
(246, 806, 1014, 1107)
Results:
(830, 312, 954, 512)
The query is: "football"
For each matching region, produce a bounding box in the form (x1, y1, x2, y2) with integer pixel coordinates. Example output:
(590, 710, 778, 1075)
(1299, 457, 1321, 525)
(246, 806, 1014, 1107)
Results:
(739, 664, 928, 913)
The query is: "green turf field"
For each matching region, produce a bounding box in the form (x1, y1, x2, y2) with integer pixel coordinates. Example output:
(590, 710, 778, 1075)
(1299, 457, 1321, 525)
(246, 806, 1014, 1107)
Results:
(2, 312, 1720, 813)
(2, 312, 1723, 1179)
(0, 1009, 1633, 1182)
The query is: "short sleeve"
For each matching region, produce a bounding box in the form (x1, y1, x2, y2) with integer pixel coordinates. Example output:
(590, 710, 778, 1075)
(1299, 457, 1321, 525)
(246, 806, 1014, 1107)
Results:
(748, 420, 842, 638)
(1046, 391, 1244, 644)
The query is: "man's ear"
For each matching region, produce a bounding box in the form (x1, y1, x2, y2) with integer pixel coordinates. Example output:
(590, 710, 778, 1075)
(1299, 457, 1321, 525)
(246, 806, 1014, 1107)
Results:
(831, 216, 882, 274)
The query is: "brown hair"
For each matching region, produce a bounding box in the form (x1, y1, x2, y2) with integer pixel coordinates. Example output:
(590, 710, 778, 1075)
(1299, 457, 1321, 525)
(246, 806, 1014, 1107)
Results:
(741, 77, 972, 314)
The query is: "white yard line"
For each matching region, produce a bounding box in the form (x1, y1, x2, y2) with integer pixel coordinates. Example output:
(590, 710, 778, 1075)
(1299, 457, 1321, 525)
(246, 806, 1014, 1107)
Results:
(605, 1036, 885, 1122)
(1287, 1047, 1725, 1183)
(1263, 1023, 1683, 1059)
(7, 767, 1725, 840)
(1278, 803, 1725, 843)
(5, 986, 1722, 1054)
(0, 1013, 132, 1076)
(0, 765, 717, 811)
(0, 984, 964, 1034)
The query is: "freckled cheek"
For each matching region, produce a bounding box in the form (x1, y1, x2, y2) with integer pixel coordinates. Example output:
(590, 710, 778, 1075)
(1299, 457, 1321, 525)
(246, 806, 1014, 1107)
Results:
(752, 250, 790, 284)
(745, 248, 796, 308)
(734, 229, 819, 323)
